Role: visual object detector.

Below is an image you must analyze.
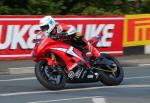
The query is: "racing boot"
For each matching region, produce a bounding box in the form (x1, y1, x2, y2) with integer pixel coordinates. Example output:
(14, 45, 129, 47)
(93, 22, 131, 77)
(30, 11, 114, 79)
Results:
(73, 33, 100, 59)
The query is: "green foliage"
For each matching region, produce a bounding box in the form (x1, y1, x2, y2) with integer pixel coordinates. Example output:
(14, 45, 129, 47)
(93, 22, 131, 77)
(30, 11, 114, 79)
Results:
(82, 7, 105, 15)
(0, 0, 149, 15)
(142, 0, 150, 13)
(0, 6, 10, 14)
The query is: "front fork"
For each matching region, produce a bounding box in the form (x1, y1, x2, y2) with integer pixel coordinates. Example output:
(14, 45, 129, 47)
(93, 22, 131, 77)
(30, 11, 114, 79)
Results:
(44, 53, 65, 75)
(51, 53, 57, 67)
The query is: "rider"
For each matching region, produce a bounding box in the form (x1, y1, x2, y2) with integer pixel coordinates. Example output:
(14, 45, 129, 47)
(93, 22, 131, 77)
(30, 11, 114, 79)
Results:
(39, 16, 100, 58)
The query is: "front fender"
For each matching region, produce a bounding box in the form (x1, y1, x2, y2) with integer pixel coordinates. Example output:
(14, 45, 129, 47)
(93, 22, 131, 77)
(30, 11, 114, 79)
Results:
(94, 53, 114, 66)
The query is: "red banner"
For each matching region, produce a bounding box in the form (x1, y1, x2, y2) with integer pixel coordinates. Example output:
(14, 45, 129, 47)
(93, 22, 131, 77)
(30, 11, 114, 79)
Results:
(0, 15, 124, 60)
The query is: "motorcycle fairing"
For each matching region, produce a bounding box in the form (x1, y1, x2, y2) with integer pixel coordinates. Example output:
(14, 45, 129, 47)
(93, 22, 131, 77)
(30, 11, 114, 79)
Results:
(47, 44, 90, 71)
(34, 37, 90, 72)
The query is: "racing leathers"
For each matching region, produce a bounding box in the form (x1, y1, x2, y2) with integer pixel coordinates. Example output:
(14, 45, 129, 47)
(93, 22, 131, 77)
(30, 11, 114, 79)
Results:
(50, 23, 100, 58)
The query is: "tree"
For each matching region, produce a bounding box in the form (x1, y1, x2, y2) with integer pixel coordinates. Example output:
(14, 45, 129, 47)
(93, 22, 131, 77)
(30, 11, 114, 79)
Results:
(0, 0, 149, 15)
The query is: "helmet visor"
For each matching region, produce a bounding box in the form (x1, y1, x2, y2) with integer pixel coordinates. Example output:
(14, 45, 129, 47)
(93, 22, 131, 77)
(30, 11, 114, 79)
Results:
(40, 25, 49, 32)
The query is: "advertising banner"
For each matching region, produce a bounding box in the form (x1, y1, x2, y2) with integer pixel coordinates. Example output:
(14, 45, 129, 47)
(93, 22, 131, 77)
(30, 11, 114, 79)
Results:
(123, 14, 150, 47)
(0, 15, 124, 60)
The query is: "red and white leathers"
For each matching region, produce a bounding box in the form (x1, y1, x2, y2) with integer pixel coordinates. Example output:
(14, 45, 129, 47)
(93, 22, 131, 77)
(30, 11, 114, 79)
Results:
(51, 23, 100, 58)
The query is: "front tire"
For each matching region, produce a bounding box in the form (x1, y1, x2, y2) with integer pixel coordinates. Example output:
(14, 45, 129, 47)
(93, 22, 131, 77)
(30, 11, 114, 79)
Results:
(35, 60, 66, 90)
(98, 54, 124, 86)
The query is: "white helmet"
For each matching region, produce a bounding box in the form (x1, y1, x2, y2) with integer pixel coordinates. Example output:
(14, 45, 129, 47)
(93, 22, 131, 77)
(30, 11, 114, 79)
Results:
(39, 16, 56, 36)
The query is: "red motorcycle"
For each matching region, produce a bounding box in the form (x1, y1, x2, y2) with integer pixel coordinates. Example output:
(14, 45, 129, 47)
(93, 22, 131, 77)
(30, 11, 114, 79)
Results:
(32, 32, 124, 90)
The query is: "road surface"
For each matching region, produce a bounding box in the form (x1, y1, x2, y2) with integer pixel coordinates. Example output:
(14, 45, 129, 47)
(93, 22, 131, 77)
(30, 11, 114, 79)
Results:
(0, 65, 150, 103)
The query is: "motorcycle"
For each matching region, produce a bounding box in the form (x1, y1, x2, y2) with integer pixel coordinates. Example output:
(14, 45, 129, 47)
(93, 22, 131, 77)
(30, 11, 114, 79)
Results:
(32, 32, 124, 90)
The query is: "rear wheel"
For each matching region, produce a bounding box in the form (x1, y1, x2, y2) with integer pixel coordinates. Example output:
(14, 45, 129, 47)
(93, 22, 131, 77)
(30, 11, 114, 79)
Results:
(97, 54, 124, 86)
(35, 60, 66, 90)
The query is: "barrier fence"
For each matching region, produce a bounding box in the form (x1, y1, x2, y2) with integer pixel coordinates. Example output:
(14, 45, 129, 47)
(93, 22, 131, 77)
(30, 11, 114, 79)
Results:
(123, 14, 150, 47)
(0, 14, 149, 60)
(123, 14, 150, 55)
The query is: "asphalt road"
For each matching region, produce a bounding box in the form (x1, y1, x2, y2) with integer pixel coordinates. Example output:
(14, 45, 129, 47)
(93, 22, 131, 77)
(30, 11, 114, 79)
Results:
(0, 65, 150, 103)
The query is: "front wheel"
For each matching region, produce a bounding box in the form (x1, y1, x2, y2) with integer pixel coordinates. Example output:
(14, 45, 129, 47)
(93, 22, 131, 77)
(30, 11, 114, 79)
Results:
(35, 60, 66, 90)
(97, 54, 124, 86)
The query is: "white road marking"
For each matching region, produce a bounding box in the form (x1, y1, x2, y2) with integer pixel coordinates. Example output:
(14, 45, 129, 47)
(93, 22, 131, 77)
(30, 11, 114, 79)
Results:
(138, 64, 150, 66)
(0, 54, 31, 57)
(0, 84, 150, 97)
(124, 64, 150, 69)
(8, 67, 34, 74)
(92, 98, 106, 103)
(28, 96, 104, 103)
(0, 77, 36, 82)
(123, 66, 139, 69)
(9, 67, 34, 69)
(125, 76, 150, 80)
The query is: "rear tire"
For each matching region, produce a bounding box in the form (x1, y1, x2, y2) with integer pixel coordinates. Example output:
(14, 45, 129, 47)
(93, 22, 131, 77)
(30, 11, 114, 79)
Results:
(98, 54, 124, 86)
(35, 60, 66, 90)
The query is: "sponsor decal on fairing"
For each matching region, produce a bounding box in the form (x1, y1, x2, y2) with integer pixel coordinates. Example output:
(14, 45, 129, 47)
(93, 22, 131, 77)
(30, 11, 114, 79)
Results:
(50, 46, 82, 60)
